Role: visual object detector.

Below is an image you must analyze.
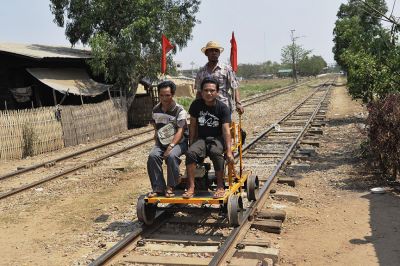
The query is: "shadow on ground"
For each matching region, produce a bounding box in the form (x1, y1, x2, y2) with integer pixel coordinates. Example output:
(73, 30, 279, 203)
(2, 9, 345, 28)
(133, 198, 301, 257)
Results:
(102, 220, 138, 236)
(296, 115, 400, 265)
(351, 192, 400, 265)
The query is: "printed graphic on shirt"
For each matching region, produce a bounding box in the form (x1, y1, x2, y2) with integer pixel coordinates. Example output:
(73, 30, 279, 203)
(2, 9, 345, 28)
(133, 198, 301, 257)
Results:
(198, 110, 220, 128)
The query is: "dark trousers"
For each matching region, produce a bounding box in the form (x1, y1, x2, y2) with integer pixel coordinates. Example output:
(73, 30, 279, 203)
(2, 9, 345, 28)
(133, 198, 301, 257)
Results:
(147, 141, 188, 192)
(185, 137, 225, 171)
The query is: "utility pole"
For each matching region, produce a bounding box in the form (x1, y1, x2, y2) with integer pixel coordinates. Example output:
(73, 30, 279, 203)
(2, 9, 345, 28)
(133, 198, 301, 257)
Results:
(290, 29, 298, 83)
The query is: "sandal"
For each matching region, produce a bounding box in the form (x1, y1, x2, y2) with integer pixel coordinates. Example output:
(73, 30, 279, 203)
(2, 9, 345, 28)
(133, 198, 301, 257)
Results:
(182, 191, 195, 199)
(147, 191, 163, 198)
(213, 189, 225, 199)
(165, 188, 175, 198)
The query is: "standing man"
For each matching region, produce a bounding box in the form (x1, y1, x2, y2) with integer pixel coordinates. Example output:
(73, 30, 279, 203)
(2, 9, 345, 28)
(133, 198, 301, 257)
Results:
(183, 77, 234, 199)
(195, 41, 244, 115)
(147, 80, 188, 198)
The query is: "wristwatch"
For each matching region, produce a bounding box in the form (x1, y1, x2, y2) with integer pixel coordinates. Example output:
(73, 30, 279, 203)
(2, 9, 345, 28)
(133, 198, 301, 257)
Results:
(169, 143, 175, 148)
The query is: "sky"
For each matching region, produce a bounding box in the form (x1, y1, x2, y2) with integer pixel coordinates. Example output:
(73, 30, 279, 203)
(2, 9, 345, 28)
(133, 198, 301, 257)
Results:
(1, 0, 399, 69)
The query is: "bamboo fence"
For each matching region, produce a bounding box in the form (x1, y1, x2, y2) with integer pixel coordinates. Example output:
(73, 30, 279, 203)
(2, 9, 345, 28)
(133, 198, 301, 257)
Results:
(128, 94, 153, 127)
(60, 99, 127, 147)
(0, 99, 127, 160)
(0, 107, 64, 160)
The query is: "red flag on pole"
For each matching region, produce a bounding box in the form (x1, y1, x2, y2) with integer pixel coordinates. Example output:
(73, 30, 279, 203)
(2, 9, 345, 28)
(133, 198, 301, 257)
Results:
(230, 31, 238, 72)
(161, 34, 174, 74)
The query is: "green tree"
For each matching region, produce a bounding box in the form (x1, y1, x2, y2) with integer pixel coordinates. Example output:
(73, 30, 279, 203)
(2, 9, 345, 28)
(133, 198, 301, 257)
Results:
(50, 0, 200, 103)
(281, 43, 311, 82)
(237, 61, 283, 79)
(331, 0, 400, 102)
(298, 55, 327, 76)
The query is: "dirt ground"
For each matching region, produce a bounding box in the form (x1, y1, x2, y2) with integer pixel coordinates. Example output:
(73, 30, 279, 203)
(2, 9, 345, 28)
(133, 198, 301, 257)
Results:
(277, 85, 400, 265)
(1, 80, 399, 265)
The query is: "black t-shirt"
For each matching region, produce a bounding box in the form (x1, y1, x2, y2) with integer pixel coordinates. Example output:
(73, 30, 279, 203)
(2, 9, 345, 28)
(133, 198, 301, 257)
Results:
(189, 99, 231, 138)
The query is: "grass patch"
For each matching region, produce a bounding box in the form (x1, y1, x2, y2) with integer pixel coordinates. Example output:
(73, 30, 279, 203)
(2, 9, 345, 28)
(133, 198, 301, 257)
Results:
(175, 79, 293, 108)
(239, 78, 294, 98)
(176, 97, 194, 111)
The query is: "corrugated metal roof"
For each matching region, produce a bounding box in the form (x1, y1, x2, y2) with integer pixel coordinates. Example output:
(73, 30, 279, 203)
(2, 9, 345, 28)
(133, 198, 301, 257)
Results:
(0, 43, 91, 59)
(27, 68, 111, 96)
(278, 69, 292, 73)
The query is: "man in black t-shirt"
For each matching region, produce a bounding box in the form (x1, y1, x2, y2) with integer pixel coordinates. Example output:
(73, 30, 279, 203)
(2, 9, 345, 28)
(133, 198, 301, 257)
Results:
(183, 77, 234, 199)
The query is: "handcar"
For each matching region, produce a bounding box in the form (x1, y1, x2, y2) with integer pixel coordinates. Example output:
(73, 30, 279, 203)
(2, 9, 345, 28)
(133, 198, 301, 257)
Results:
(136, 116, 259, 226)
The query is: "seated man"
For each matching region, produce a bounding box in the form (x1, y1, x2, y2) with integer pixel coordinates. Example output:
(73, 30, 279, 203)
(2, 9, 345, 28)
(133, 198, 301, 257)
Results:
(183, 77, 234, 199)
(147, 80, 188, 198)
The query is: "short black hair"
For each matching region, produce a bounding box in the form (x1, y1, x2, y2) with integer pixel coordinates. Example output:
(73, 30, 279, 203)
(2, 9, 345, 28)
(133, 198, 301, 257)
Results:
(157, 80, 176, 94)
(200, 77, 219, 92)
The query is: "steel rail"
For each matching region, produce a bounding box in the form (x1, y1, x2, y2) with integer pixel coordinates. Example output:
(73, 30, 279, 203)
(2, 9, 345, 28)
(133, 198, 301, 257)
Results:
(209, 80, 334, 266)
(0, 79, 307, 199)
(88, 212, 171, 266)
(0, 128, 154, 181)
(88, 80, 332, 266)
(0, 81, 301, 182)
(237, 79, 330, 157)
(241, 86, 294, 106)
(240, 78, 312, 105)
(0, 136, 154, 200)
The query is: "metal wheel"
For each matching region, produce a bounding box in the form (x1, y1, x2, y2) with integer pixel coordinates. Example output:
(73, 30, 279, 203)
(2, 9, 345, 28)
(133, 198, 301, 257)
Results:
(227, 194, 244, 226)
(246, 174, 259, 201)
(136, 195, 157, 225)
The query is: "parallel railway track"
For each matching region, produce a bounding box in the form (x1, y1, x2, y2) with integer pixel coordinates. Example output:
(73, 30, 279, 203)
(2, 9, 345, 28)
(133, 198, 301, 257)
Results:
(0, 80, 314, 201)
(88, 78, 335, 266)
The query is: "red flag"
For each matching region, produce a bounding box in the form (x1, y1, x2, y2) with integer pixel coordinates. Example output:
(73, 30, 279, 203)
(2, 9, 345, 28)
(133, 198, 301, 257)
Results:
(161, 34, 174, 74)
(230, 31, 238, 72)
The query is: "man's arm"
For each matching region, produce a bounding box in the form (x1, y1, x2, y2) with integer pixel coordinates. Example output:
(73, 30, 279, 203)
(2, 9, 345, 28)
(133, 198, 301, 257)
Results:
(151, 123, 157, 142)
(194, 71, 202, 99)
(227, 66, 244, 114)
(189, 117, 197, 146)
(170, 127, 184, 145)
(163, 126, 184, 158)
(234, 89, 244, 114)
(222, 122, 234, 162)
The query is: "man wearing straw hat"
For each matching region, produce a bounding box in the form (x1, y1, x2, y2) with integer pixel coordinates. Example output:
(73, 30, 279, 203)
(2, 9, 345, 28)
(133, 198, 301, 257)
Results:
(194, 40, 244, 115)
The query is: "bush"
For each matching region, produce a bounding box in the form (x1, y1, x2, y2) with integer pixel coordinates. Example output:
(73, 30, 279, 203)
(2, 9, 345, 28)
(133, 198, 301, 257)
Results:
(367, 94, 400, 180)
(176, 97, 194, 111)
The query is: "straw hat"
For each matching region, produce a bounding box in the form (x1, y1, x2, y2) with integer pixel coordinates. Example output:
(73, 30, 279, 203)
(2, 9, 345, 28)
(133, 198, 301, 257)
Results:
(201, 41, 224, 54)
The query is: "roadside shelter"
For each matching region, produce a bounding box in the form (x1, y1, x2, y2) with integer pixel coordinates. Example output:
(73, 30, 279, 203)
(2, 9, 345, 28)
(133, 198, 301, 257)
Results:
(0, 43, 112, 110)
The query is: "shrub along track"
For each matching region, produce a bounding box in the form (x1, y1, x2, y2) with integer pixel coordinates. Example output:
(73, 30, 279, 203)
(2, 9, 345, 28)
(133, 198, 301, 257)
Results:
(88, 79, 334, 266)
(0, 81, 314, 201)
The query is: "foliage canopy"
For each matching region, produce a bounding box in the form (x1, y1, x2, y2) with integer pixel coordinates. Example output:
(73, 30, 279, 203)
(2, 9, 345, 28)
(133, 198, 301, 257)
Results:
(281, 43, 311, 66)
(333, 0, 400, 102)
(50, 0, 200, 98)
(298, 55, 327, 76)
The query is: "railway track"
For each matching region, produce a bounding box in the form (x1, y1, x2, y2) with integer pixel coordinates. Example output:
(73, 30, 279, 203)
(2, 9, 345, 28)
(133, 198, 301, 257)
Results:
(0, 80, 313, 201)
(88, 78, 335, 266)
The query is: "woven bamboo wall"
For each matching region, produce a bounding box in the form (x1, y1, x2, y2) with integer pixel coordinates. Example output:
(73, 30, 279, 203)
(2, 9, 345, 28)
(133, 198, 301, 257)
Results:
(61, 99, 127, 147)
(0, 107, 64, 160)
(128, 94, 154, 127)
(0, 99, 127, 160)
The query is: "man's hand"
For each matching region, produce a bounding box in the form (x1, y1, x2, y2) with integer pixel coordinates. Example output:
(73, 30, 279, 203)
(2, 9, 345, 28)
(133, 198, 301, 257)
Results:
(236, 103, 244, 114)
(163, 145, 173, 159)
(226, 151, 234, 164)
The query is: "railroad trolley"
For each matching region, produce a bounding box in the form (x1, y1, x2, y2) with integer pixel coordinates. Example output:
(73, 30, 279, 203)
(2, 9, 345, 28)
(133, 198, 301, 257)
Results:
(136, 116, 260, 226)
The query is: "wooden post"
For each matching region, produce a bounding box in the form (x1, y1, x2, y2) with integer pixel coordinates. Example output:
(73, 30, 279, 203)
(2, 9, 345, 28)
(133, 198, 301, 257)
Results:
(52, 89, 57, 106)
(4, 100, 7, 110)
(80, 94, 84, 105)
(107, 87, 112, 100)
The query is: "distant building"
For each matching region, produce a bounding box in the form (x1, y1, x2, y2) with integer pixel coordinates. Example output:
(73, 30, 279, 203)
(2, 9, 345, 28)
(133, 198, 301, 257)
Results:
(0, 43, 112, 110)
(277, 69, 293, 78)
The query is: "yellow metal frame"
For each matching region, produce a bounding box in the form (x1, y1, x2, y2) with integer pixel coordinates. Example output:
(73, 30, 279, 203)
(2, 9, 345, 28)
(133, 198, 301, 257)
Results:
(146, 115, 251, 205)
